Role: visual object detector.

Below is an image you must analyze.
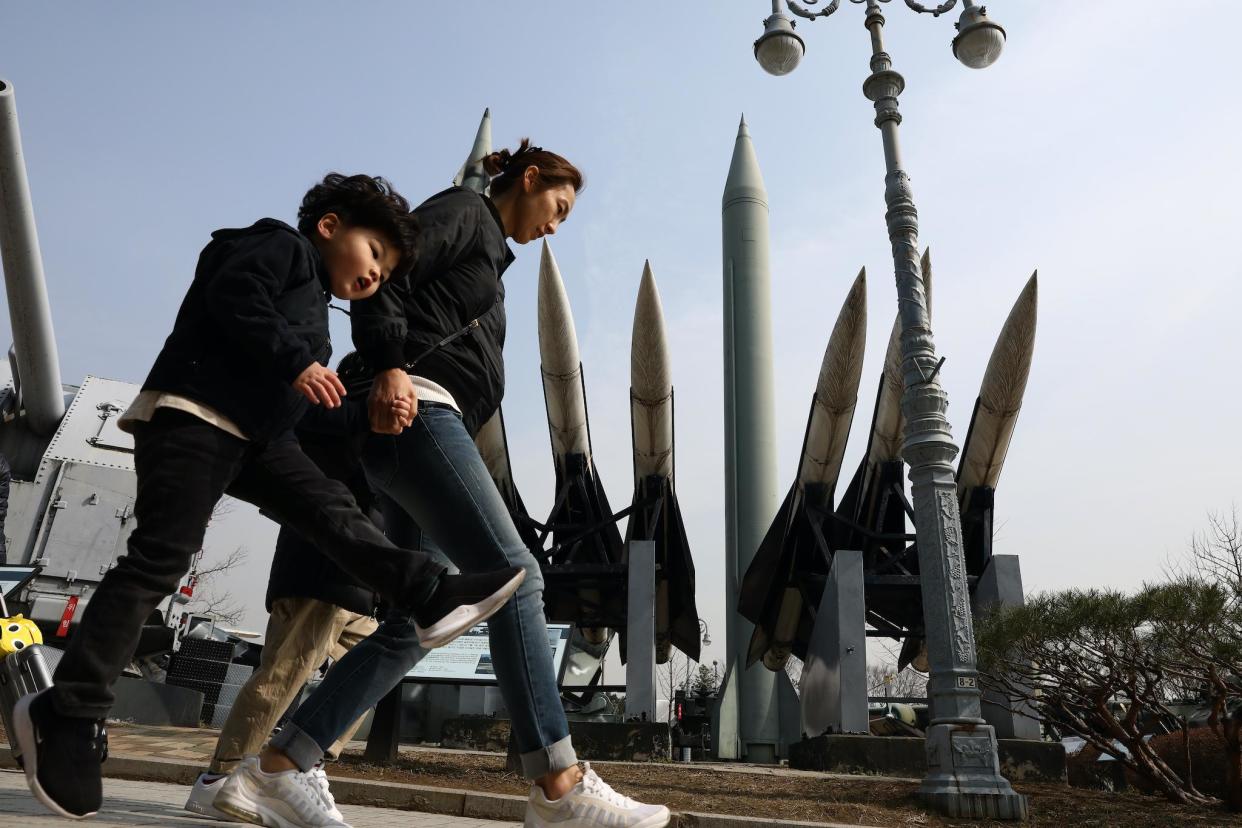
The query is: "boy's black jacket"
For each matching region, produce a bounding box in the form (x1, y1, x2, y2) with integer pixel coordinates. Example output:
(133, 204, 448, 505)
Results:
(143, 219, 331, 441)
(351, 187, 514, 437)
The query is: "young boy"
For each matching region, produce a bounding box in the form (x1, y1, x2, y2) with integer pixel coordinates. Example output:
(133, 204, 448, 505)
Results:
(12, 174, 525, 821)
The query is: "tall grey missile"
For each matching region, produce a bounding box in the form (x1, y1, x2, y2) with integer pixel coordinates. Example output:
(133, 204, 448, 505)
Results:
(537, 240, 623, 640)
(739, 270, 868, 671)
(452, 108, 492, 193)
(721, 114, 781, 759)
(625, 261, 700, 664)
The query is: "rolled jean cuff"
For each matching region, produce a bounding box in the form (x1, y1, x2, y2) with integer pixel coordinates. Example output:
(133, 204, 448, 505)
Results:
(520, 735, 578, 780)
(269, 722, 325, 772)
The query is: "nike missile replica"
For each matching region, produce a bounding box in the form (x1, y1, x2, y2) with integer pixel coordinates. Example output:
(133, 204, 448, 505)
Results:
(625, 261, 701, 664)
(956, 272, 1038, 570)
(537, 241, 623, 635)
(896, 269, 1037, 671)
(456, 109, 542, 551)
(452, 108, 492, 193)
(958, 272, 1037, 499)
(835, 249, 933, 540)
(475, 408, 542, 553)
(739, 270, 868, 670)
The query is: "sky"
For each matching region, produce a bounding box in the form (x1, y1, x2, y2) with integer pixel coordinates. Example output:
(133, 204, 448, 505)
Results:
(1, 1, 1240, 684)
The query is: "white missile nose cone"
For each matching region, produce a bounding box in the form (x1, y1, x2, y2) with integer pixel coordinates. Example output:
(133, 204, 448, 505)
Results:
(632, 260, 670, 399)
(724, 113, 767, 207)
(537, 240, 580, 373)
(980, 270, 1038, 413)
(815, 268, 867, 407)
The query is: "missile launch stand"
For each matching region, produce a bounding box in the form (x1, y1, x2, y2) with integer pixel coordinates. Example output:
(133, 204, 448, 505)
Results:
(797, 475, 1038, 744)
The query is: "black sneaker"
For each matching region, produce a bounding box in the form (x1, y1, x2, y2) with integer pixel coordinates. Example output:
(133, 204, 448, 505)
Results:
(414, 567, 526, 648)
(12, 688, 107, 819)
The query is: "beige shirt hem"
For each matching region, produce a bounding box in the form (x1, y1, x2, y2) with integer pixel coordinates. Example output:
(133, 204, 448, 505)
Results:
(119, 391, 249, 441)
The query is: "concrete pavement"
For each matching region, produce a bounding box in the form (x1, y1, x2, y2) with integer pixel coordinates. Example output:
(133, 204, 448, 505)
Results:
(0, 769, 522, 828)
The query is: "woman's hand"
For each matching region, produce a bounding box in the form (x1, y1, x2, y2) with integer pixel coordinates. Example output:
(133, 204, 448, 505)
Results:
(369, 368, 417, 434)
(293, 362, 346, 408)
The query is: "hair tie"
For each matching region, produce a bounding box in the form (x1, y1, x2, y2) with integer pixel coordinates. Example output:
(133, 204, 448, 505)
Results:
(503, 145, 543, 172)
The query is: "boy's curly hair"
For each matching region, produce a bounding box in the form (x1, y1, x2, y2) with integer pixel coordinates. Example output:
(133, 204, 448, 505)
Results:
(297, 173, 420, 283)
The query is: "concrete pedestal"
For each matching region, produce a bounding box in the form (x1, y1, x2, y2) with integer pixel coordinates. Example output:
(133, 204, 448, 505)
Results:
(971, 554, 1041, 740)
(799, 550, 868, 737)
(624, 540, 657, 721)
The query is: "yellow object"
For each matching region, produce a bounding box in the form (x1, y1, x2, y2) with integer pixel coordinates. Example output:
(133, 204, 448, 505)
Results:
(0, 614, 43, 658)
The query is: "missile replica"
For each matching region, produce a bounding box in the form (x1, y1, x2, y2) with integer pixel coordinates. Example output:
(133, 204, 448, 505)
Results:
(834, 249, 933, 551)
(474, 407, 543, 553)
(740, 251, 1040, 676)
(738, 269, 868, 670)
(624, 262, 701, 663)
(956, 273, 1038, 572)
(453, 108, 544, 552)
(894, 270, 1037, 670)
(536, 241, 624, 639)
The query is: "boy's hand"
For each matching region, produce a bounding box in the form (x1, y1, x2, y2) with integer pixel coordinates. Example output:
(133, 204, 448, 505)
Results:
(390, 397, 415, 424)
(369, 368, 417, 434)
(293, 362, 347, 408)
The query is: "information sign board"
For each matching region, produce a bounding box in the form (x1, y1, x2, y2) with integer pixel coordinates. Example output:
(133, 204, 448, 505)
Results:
(406, 623, 572, 685)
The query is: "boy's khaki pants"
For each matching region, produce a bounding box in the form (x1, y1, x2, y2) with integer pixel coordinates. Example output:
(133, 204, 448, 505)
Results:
(208, 597, 379, 775)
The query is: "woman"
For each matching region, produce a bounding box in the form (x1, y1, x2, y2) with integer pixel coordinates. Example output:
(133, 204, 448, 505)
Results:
(217, 142, 671, 828)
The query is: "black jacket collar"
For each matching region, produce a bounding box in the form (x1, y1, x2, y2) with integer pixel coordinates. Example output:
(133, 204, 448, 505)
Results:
(481, 194, 516, 272)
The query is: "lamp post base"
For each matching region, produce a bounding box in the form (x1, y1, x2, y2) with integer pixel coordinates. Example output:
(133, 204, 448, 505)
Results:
(919, 723, 1030, 820)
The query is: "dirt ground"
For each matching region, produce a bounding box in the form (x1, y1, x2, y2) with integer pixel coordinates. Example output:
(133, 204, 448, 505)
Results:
(5, 718, 1241, 825)
(332, 747, 1242, 827)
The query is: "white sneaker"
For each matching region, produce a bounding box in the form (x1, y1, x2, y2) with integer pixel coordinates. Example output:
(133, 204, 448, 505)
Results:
(214, 756, 352, 828)
(308, 763, 344, 822)
(184, 772, 236, 821)
(525, 763, 670, 828)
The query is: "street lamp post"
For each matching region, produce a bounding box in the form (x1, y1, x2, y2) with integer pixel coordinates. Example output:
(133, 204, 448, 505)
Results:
(753, 0, 1026, 821)
(687, 619, 713, 692)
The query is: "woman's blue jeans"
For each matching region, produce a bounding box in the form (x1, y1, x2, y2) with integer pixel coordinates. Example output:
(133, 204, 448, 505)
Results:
(269, 404, 576, 779)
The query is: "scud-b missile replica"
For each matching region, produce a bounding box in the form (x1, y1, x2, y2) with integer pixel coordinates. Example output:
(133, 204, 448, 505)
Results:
(739, 249, 1039, 740)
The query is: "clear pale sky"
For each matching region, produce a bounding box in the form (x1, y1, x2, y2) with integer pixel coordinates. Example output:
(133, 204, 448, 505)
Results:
(1, 2, 1239, 680)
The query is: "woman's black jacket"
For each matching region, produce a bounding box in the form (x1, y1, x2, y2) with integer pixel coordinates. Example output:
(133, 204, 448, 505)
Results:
(350, 187, 514, 437)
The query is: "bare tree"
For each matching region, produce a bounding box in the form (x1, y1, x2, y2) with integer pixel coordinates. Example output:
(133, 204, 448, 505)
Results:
(184, 545, 248, 625)
(181, 497, 248, 626)
(1179, 505, 1242, 601)
(866, 661, 927, 699)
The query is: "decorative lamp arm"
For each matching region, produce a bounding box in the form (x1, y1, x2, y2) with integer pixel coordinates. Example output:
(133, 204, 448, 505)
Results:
(787, 0, 841, 21)
(904, 0, 957, 16)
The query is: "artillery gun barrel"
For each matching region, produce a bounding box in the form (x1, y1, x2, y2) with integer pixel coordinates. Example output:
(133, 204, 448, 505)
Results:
(0, 80, 65, 435)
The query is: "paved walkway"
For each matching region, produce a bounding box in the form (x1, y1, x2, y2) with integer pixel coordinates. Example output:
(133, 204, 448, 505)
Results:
(0, 769, 521, 828)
